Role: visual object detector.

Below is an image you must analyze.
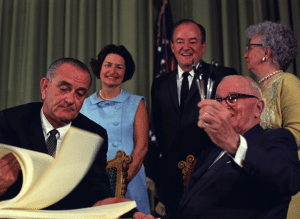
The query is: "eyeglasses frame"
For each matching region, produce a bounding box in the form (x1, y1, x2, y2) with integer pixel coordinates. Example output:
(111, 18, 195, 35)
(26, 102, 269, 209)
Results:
(246, 43, 263, 51)
(216, 93, 259, 105)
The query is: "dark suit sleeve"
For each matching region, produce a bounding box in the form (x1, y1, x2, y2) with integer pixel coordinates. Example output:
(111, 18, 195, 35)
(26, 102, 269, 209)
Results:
(0, 103, 46, 151)
(0, 109, 24, 201)
(0, 109, 18, 145)
(243, 128, 300, 196)
(144, 78, 164, 186)
(150, 77, 164, 148)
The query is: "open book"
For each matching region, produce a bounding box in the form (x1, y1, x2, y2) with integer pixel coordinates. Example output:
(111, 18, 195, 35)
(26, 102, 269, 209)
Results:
(0, 127, 136, 218)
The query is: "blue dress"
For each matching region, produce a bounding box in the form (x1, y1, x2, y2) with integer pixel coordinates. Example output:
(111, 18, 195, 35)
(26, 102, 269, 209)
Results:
(80, 90, 150, 214)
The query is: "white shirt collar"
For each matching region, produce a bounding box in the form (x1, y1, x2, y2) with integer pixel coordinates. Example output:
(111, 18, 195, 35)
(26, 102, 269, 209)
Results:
(40, 108, 71, 154)
(177, 62, 201, 78)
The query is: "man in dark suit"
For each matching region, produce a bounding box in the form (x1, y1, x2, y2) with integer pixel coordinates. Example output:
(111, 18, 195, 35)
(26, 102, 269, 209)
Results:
(141, 75, 300, 219)
(149, 19, 238, 214)
(0, 58, 127, 210)
(172, 75, 300, 219)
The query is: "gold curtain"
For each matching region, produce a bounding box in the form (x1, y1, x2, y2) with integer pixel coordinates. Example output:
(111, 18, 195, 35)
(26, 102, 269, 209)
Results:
(0, 0, 299, 111)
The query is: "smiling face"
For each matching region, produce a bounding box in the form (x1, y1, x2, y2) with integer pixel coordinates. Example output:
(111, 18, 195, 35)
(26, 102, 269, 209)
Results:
(215, 76, 263, 135)
(171, 22, 206, 72)
(40, 63, 90, 128)
(100, 53, 126, 87)
(244, 35, 266, 75)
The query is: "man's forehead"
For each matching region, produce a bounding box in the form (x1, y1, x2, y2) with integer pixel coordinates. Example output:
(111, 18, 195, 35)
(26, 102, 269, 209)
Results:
(174, 23, 201, 38)
(216, 77, 249, 96)
(55, 64, 90, 87)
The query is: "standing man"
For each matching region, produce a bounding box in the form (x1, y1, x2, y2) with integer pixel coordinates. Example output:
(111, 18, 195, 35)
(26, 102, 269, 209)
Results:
(0, 58, 121, 209)
(149, 19, 238, 214)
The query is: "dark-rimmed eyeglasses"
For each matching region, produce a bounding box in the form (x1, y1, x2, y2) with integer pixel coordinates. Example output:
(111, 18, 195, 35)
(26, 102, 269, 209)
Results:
(246, 43, 263, 51)
(216, 93, 259, 105)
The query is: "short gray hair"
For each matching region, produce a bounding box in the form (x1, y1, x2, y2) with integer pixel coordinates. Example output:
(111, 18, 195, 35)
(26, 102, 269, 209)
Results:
(221, 75, 263, 99)
(244, 76, 263, 99)
(245, 21, 298, 71)
(46, 58, 92, 88)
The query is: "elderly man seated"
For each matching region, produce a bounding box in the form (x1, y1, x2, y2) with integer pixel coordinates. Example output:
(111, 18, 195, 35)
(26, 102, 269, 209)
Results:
(138, 75, 300, 219)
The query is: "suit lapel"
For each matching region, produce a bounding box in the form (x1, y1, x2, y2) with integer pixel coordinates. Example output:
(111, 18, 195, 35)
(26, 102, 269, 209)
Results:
(168, 70, 180, 113)
(179, 147, 230, 209)
(189, 147, 222, 185)
(28, 105, 48, 154)
(185, 76, 198, 103)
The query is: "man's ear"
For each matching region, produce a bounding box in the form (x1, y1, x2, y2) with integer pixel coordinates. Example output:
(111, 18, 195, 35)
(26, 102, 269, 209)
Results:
(170, 41, 175, 54)
(40, 77, 48, 100)
(255, 99, 265, 118)
(201, 41, 207, 54)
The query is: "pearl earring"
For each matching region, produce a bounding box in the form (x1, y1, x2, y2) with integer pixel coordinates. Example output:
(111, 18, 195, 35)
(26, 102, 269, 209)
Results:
(262, 57, 266, 62)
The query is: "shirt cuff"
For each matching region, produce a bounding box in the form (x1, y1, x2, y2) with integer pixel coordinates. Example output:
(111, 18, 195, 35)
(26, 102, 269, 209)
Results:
(231, 135, 247, 167)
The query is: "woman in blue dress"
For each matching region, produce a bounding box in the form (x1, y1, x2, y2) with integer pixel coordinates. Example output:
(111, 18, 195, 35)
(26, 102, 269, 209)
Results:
(80, 44, 150, 214)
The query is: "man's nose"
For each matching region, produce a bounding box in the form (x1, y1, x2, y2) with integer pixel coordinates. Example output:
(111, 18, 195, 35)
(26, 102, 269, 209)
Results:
(65, 92, 75, 103)
(183, 42, 190, 50)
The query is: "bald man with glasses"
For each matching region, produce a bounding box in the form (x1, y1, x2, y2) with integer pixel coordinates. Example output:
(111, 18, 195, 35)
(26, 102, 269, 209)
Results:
(161, 75, 300, 219)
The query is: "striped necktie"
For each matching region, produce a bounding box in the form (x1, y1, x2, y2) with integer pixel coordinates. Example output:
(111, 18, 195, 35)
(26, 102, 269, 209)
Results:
(46, 129, 58, 156)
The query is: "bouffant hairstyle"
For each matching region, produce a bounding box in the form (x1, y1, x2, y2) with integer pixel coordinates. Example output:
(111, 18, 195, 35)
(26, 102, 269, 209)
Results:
(245, 21, 298, 71)
(90, 44, 135, 83)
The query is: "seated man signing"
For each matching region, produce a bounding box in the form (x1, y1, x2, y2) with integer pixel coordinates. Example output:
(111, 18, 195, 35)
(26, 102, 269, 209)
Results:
(0, 58, 131, 211)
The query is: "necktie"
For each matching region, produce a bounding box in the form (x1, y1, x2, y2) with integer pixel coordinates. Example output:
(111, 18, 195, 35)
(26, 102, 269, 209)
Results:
(46, 129, 58, 156)
(180, 72, 190, 111)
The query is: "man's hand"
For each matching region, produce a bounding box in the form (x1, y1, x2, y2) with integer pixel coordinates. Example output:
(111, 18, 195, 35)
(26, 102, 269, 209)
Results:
(133, 212, 156, 219)
(94, 198, 156, 219)
(198, 100, 240, 155)
(0, 153, 21, 196)
(93, 197, 132, 206)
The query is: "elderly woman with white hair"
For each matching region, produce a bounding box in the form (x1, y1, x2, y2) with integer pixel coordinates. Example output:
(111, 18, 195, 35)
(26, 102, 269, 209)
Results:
(244, 20, 300, 149)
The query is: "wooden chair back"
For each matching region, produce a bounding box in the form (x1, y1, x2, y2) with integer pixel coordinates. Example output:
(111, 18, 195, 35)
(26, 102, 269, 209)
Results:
(106, 150, 133, 198)
(178, 155, 198, 191)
